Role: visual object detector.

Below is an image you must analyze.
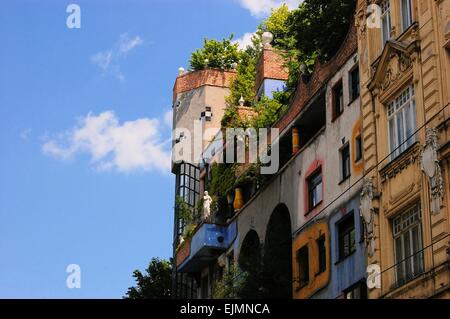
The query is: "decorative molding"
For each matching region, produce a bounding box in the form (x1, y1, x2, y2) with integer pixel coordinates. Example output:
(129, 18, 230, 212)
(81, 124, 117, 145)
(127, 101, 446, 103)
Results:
(380, 144, 421, 183)
(360, 177, 379, 257)
(420, 128, 444, 214)
(368, 37, 420, 99)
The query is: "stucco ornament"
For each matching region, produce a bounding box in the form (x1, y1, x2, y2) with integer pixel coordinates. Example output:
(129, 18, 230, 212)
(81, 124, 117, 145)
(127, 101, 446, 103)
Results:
(421, 128, 444, 214)
(202, 191, 213, 222)
(360, 178, 378, 257)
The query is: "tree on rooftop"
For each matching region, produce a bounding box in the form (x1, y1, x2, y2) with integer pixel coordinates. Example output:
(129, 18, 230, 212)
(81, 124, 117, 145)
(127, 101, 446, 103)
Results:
(189, 36, 241, 71)
(288, 0, 356, 62)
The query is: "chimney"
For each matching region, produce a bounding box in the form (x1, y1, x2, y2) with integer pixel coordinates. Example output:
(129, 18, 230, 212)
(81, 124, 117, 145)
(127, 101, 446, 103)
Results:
(255, 32, 289, 99)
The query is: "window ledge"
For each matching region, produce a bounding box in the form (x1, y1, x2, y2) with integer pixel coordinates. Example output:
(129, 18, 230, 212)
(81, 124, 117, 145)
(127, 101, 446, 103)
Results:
(305, 201, 323, 216)
(338, 176, 351, 185)
(379, 142, 419, 180)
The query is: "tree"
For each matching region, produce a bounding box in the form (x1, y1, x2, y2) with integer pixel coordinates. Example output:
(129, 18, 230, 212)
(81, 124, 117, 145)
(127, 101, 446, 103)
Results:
(124, 258, 172, 299)
(189, 36, 241, 71)
(288, 0, 356, 61)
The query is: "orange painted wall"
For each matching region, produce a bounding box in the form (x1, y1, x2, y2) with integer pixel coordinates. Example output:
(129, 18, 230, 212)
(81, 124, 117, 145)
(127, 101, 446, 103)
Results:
(292, 220, 330, 299)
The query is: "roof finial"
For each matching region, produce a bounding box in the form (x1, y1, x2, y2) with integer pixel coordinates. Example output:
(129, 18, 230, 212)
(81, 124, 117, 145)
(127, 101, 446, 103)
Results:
(239, 95, 245, 107)
(262, 32, 274, 47)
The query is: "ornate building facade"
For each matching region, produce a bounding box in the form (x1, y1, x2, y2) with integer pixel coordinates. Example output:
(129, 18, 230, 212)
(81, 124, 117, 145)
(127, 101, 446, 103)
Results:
(355, 0, 450, 298)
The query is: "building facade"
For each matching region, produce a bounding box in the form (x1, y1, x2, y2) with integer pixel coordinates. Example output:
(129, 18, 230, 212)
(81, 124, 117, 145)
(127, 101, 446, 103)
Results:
(170, 0, 450, 299)
(355, 0, 450, 298)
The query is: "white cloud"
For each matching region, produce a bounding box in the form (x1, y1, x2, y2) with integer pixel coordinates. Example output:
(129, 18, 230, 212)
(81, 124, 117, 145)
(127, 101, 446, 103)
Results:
(237, 0, 300, 17)
(20, 128, 32, 141)
(91, 51, 112, 71)
(118, 33, 143, 55)
(91, 33, 143, 80)
(234, 32, 256, 50)
(163, 110, 173, 128)
(42, 111, 171, 174)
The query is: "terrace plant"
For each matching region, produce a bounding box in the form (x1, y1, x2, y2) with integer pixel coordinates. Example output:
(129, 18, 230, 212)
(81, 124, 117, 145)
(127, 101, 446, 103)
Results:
(189, 36, 241, 71)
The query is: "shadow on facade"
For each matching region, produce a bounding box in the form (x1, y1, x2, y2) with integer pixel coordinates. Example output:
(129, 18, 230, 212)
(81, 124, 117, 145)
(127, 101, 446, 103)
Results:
(261, 204, 293, 299)
(238, 230, 262, 298)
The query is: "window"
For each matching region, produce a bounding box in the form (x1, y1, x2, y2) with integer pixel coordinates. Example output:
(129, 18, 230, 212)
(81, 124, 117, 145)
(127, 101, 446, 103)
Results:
(381, 0, 392, 46)
(349, 66, 360, 101)
(387, 85, 416, 160)
(308, 170, 323, 211)
(178, 163, 200, 207)
(340, 144, 351, 181)
(297, 246, 309, 288)
(317, 236, 327, 274)
(338, 214, 356, 260)
(393, 204, 424, 287)
(344, 281, 367, 299)
(177, 163, 200, 236)
(332, 81, 344, 119)
(401, 0, 413, 32)
(355, 135, 363, 162)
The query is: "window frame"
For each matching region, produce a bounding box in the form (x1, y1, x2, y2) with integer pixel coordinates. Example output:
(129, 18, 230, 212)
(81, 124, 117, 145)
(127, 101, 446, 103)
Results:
(340, 144, 351, 182)
(343, 280, 368, 299)
(297, 245, 310, 289)
(317, 235, 327, 275)
(355, 135, 363, 163)
(387, 85, 416, 161)
(177, 163, 200, 236)
(401, 0, 413, 32)
(332, 80, 344, 120)
(337, 213, 356, 261)
(392, 203, 424, 287)
(380, 0, 392, 46)
(349, 66, 360, 102)
(307, 169, 323, 212)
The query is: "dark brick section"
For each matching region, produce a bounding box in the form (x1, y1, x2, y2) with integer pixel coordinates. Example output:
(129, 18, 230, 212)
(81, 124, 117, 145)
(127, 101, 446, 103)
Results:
(255, 47, 289, 92)
(173, 68, 236, 103)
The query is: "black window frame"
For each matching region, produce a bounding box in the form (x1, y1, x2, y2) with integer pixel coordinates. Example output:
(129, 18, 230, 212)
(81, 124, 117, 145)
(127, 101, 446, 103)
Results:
(307, 169, 323, 212)
(355, 135, 363, 163)
(349, 66, 360, 102)
(340, 144, 351, 182)
(343, 280, 368, 299)
(332, 80, 344, 120)
(297, 245, 310, 289)
(338, 213, 356, 261)
(317, 235, 327, 275)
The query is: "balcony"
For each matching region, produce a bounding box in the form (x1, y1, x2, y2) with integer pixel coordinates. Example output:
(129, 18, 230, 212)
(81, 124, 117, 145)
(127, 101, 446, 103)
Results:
(177, 221, 237, 272)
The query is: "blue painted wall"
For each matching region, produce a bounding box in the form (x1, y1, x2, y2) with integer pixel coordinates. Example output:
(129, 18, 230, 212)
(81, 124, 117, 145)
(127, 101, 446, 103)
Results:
(257, 79, 286, 99)
(313, 195, 367, 299)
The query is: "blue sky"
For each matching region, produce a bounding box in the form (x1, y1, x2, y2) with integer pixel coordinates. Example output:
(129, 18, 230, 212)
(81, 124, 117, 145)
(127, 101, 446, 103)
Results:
(0, 0, 299, 299)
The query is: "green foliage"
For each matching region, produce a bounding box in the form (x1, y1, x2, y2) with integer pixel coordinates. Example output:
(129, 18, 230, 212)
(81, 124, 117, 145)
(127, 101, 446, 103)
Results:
(221, 105, 247, 128)
(225, 49, 258, 109)
(175, 196, 194, 225)
(189, 35, 241, 71)
(251, 96, 286, 129)
(124, 258, 172, 299)
(288, 0, 356, 62)
(208, 163, 236, 199)
(260, 4, 293, 50)
(234, 163, 261, 189)
(212, 265, 247, 299)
